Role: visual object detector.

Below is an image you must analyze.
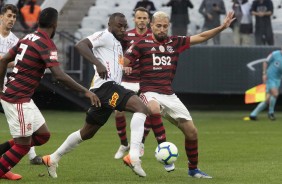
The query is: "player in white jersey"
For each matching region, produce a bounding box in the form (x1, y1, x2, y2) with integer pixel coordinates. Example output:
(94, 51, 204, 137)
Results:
(42, 13, 149, 178)
(88, 29, 124, 89)
(0, 5, 42, 178)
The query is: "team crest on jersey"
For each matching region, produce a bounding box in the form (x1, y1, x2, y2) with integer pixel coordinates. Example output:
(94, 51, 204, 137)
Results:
(166, 46, 174, 53)
(109, 92, 119, 107)
(159, 45, 165, 52)
(26, 123, 32, 131)
(128, 33, 135, 36)
(49, 51, 58, 61)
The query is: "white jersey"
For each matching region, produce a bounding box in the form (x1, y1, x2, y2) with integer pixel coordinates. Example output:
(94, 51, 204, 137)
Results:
(87, 29, 123, 89)
(0, 31, 19, 85)
(0, 31, 18, 57)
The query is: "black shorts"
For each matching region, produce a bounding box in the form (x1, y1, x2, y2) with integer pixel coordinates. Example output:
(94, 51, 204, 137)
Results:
(0, 103, 4, 113)
(86, 81, 135, 126)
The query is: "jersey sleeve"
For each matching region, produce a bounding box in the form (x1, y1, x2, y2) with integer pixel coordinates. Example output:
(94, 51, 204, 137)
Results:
(124, 41, 142, 63)
(8, 41, 21, 59)
(87, 31, 106, 48)
(266, 52, 274, 65)
(38, 41, 60, 68)
(177, 36, 190, 53)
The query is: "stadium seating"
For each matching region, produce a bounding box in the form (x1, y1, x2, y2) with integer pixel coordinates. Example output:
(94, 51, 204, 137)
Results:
(75, 0, 282, 45)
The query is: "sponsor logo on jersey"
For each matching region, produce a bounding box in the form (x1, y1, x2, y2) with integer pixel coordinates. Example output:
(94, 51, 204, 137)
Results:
(151, 47, 156, 51)
(109, 92, 119, 107)
(128, 33, 135, 36)
(49, 51, 58, 61)
(145, 39, 154, 43)
(152, 53, 171, 70)
(159, 45, 165, 52)
(274, 61, 280, 67)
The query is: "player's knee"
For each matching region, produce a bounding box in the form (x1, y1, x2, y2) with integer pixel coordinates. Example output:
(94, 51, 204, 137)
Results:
(115, 110, 125, 118)
(147, 101, 160, 114)
(80, 124, 101, 140)
(32, 132, 50, 146)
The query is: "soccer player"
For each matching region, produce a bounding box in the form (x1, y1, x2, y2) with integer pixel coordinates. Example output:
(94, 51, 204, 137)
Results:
(114, 7, 167, 164)
(123, 11, 235, 178)
(42, 13, 149, 178)
(0, 4, 40, 180)
(248, 50, 282, 121)
(0, 7, 100, 179)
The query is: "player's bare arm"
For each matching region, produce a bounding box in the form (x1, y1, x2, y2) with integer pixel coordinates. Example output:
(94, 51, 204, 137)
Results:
(75, 38, 108, 80)
(190, 11, 235, 45)
(49, 66, 101, 107)
(0, 53, 14, 90)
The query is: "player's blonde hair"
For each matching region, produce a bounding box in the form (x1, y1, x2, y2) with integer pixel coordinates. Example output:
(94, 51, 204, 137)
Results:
(151, 11, 170, 23)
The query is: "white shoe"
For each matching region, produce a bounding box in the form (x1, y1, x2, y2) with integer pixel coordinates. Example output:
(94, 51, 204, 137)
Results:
(164, 163, 175, 172)
(139, 143, 144, 157)
(123, 154, 146, 177)
(42, 155, 58, 178)
(114, 145, 129, 159)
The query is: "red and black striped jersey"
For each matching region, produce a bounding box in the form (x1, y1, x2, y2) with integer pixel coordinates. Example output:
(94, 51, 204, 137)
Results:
(2, 29, 60, 103)
(121, 28, 152, 83)
(124, 35, 190, 95)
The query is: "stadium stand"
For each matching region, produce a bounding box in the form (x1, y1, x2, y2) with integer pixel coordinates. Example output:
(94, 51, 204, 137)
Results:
(74, 0, 282, 46)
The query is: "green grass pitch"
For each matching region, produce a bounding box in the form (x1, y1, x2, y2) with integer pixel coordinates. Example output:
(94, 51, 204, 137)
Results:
(0, 110, 281, 184)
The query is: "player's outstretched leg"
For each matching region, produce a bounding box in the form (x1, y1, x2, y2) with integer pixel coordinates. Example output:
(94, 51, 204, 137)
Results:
(42, 155, 58, 178)
(123, 154, 146, 177)
(114, 111, 130, 159)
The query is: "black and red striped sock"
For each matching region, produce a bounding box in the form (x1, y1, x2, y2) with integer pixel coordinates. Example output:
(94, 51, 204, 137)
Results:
(185, 139, 198, 170)
(0, 139, 14, 155)
(142, 117, 151, 143)
(151, 114, 166, 144)
(0, 143, 30, 177)
(115, 116, 128, 146)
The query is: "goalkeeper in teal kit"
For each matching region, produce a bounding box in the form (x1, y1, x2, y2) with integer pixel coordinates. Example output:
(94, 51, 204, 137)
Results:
(249, 50, 282, 121)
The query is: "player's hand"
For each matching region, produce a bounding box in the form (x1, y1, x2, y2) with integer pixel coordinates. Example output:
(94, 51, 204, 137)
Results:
(123, 67, 132, 75)
(221, 11, 236, 29)
(85, 91, 101, 107)
(96, 62, 108, 80)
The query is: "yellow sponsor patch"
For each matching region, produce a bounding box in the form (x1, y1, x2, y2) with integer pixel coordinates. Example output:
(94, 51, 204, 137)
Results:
(109, 92, 119, 107)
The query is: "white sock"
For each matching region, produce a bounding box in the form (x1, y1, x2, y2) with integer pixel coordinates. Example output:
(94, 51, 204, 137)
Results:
(28, 146, 37, 160)
(129, 112, 146, 161)
(50, 130, 83, 163)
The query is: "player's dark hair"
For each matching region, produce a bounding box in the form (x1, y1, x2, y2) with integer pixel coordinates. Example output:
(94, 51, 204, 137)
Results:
(134, 7, 149, 16)
(109, 12, 125, 23)
(0, 4, 18, 15)
(38, 7, 58, 28)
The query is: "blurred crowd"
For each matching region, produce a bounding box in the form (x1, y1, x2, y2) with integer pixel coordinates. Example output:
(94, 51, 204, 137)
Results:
(0, 0, 280, 46)
(0, 0, 41, 33)
(134, 0, 279, 46)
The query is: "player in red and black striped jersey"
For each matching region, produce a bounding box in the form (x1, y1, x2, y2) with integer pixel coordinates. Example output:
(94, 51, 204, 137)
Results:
(114, 7, 167, 161)
(0, 8, 100, 179)
(124, 11, 235, 178)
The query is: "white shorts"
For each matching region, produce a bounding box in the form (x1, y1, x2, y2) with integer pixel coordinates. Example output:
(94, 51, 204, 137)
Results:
(140, 92, 192, 121)
(121, 81, 140, 93)
(0, 99, 45, 138)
